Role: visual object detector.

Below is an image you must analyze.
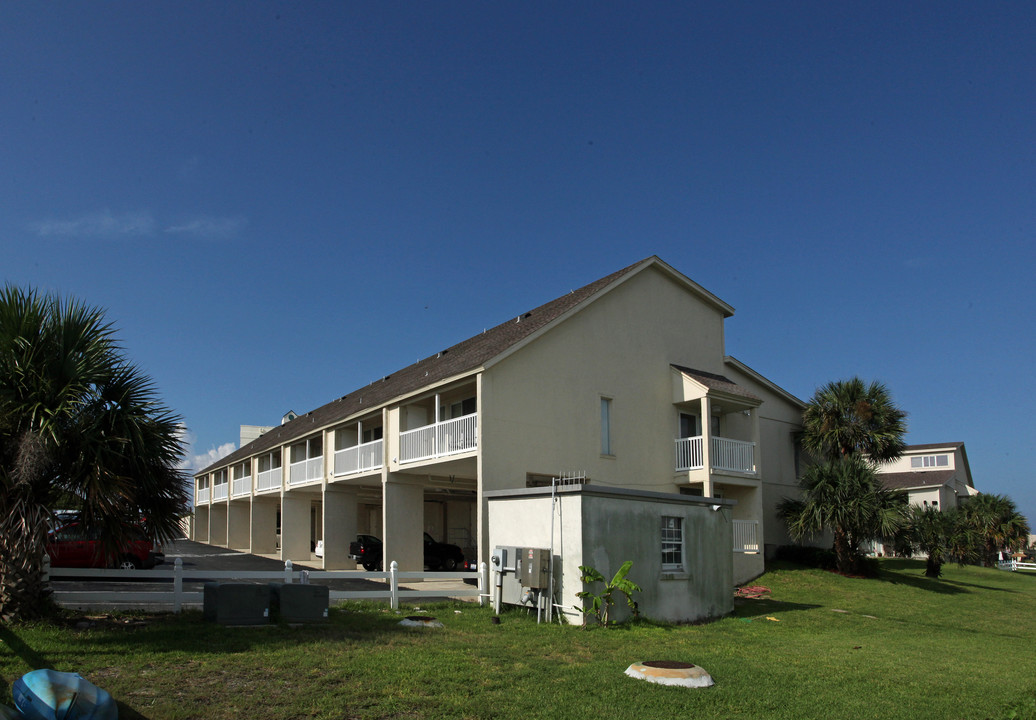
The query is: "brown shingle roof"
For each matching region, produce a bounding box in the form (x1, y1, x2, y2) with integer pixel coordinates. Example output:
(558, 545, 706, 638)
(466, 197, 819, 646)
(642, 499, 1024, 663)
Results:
(198, 257, 654, 475)
(878, 470, 956, 491)
(671, 365, 762, 404)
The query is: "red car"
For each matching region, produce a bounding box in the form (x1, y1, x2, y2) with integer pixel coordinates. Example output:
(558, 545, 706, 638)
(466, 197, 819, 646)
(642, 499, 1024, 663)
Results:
(47, 522, 161, 570)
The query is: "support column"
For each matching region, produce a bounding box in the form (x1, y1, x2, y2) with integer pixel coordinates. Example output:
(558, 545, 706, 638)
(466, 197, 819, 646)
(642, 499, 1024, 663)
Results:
(250, 498, 279, 555)
(281, 491, 311, 562)
(700, 396, 713, 497)
(194, 505, 210, 543)
(323, 487, 358, 569)
(227, 501, 250, 551)
(749, 407, 762, 475)
(210, 503, 228, 547)
(383, 474, 425, 572)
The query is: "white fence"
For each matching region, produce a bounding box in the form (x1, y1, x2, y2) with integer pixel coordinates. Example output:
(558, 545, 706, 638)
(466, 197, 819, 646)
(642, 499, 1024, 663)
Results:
(45, 557, 488, 612)
(675, 436, 704, 471)
(334, 439, 384, 476)
(399, 413, 478, 464)
(998, 559, 1036, 572)
(256, 467, 282, 492)
(289, 456, 323, 485)
(711, 437, 756, 473)
(232, 476, 251, 497)
(732, 520, 759, 553)
(674, 435, 756, 474)
(211, 483, 228, 502)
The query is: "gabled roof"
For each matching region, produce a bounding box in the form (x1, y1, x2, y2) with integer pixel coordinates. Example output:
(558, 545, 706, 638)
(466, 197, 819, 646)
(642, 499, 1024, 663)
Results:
(198, 256, 733, 477)
(903, 442, 965, 452)
(723, 356, 807, 409)
(670, 365, 762, 404)
(878, 470, 957, 492)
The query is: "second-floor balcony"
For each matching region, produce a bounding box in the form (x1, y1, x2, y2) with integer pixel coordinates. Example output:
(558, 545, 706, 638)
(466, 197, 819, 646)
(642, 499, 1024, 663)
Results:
(399, 413, 478, 464)
(675, 435, 756, 474)
(211, 482, 228, 502)
(256, 466, 282, 492)
(232, 476, 251, 497)
(196, 487, 210, 504)
(334, 438, 384, 476)
(289, 456, 323, 486)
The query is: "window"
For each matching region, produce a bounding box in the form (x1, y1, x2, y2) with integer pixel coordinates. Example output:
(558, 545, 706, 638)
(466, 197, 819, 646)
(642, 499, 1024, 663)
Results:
(661, 516, 683, 570)
(679, 413, 699, 438)
(601, 397, 613, 455)
(911, 454, 949, 469)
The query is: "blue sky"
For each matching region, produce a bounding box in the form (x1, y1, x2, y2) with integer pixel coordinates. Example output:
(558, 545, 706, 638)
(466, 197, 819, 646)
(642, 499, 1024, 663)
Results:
(3, 3, 1034, 523)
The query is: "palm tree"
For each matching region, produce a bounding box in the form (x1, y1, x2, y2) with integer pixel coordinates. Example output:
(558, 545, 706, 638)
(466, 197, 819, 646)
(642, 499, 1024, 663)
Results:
(801, 378, 907, 463)
(959, 494, 1030, 567)
(895, 506, 978, 578)
(0, 286, 189, 621)
(781, 377, 908, 574)
(778, 454, 905, 574)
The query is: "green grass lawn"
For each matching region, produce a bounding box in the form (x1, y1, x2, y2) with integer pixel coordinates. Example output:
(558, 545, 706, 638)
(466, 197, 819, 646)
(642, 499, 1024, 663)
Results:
(2, 559, 1035, 719)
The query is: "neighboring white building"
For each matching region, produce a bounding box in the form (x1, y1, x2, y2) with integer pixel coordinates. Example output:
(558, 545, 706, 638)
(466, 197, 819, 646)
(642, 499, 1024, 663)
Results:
(874, 442, 980, 510)
(191, 256, 805, 622)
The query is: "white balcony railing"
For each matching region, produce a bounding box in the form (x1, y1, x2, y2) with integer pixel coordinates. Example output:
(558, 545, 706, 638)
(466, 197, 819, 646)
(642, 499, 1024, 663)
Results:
(399, 413, 478, 464)
(334, 439, 384, 476)
(211, 483, 228, 502)
(289, 456, 323, 485)
(712, 437, 756, 473)
(675, 436, 704, 470)
(675, 435, 756, 474)
(196, 487, 210, 504)
(232, 476, 251, 497)
(256, 467, 282, 492)
(733, 519, 759, 553)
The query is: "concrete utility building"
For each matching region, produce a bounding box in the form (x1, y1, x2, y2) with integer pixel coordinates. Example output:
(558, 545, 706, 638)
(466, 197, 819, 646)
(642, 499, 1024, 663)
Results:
(192, 256, 806, 622)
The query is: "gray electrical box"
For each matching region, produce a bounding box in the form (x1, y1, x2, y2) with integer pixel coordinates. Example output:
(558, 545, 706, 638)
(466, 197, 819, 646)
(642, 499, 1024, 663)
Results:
(203, 583, 270, 625)
(269, 583, 329, 623)
(520, 547, 550, 589)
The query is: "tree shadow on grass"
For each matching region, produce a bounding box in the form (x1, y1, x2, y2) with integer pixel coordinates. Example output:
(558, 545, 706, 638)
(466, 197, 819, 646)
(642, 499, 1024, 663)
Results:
(732, 598, 822, 619)
(0, 625, 150, 720)
(879, 559, 1027, 594)
(877, 569, 970, 595)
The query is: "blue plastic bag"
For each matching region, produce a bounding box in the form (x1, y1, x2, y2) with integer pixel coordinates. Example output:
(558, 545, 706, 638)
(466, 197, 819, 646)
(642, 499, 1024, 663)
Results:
(12, 669, 117, 720)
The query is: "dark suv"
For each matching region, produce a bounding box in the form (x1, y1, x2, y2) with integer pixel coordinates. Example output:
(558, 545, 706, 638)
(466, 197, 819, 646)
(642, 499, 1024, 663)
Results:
(349, 533, 464, 571)
(47, 522, 161, 570)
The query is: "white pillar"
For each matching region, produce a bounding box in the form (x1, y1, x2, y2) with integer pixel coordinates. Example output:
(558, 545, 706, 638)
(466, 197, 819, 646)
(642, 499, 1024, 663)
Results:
(323, 487, 358, 569)
(383, 474, 425, 572)
(281, 491, 311, 562)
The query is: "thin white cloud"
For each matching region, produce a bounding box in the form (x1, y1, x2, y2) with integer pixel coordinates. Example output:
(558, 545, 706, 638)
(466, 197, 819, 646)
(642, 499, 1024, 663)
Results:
(28, 209, 246, 240)
(165, 215, 247, 238)
(30, 210, 156, 238)
(176, 425, 237, 473)
(190, 442, 238, 473)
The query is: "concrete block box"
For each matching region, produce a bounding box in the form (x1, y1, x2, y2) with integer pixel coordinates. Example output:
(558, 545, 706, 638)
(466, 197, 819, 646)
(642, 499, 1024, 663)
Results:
(269, 583, 329, 623)
(203, 582, 270, 625)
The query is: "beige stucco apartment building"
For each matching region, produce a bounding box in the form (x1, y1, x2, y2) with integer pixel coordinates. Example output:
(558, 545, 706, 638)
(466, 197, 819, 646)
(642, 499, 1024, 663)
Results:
(874, 442, 979, 509)
(192, 256, 805, 622)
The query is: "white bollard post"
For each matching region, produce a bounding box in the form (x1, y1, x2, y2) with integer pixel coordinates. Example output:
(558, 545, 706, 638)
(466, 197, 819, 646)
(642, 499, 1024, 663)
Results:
(42, 554, 51, 584)
(285, 559, 293, 584)
(390, 560, 399, 610)
(174, 557, 183, 613)
(479, 562, 488, 607)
